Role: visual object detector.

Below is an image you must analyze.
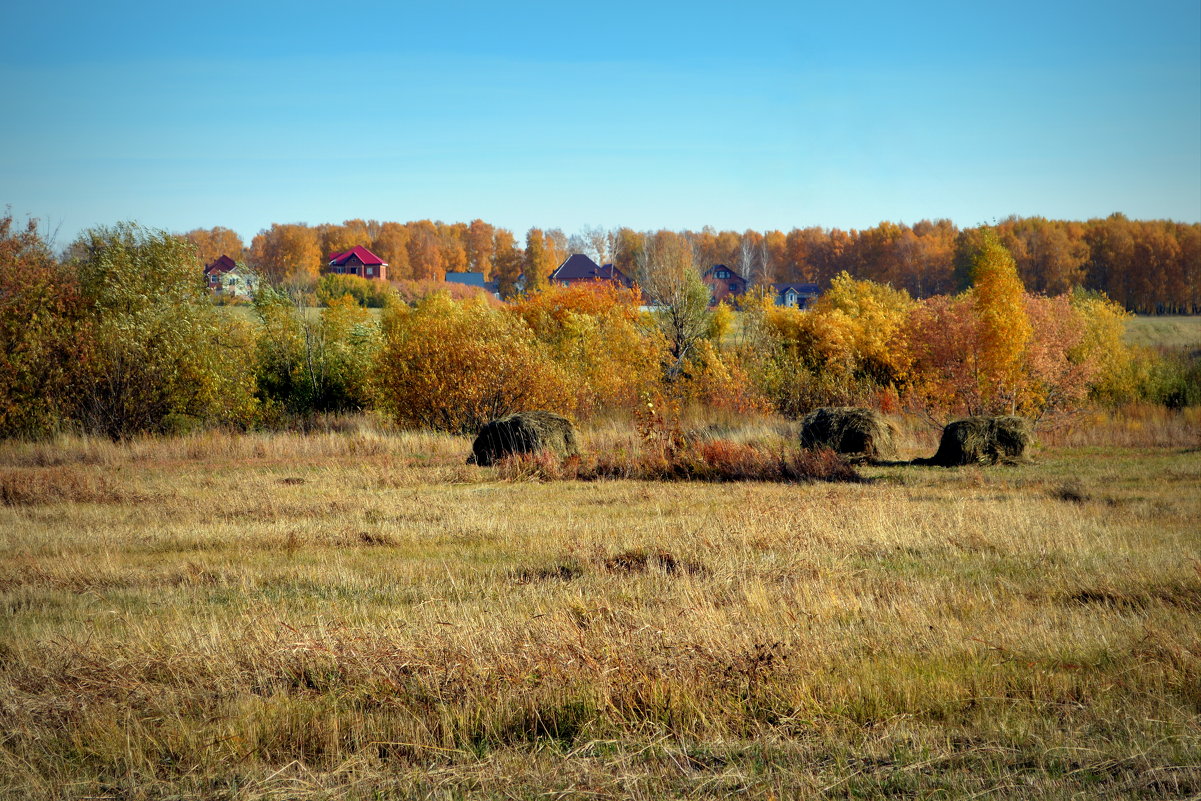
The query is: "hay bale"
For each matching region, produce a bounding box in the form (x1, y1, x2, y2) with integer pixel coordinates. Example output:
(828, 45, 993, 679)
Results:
(468, 411, 580, 466)
(925, 415, 1032, 466)
(800, 407, 898, 462)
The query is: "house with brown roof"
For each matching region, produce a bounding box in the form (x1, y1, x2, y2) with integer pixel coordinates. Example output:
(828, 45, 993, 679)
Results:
(549, 254, 634, 289)
(702, 265, 747, 305)
(328, 245, 388, 280)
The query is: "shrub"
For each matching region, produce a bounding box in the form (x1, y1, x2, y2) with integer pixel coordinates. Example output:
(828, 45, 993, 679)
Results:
(68, 223, 258, 438)
(0, 215, 87, 437)
(254, 289, 381, 417)
(391, 278, 497, 305)
(377, 294, 573, 434)
(906, 289, 1123, 422)
(314, 273, 396, 308)
(510, 282, 663, 415)
(741, 273, 912, 418)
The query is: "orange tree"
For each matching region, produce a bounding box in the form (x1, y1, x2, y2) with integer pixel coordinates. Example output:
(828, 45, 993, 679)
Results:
(377, 293, 573, 434)
(905, 278, 1129, 423)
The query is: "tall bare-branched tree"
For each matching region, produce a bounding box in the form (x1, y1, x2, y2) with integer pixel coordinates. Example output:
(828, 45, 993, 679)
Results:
(636, 231, 713, 380)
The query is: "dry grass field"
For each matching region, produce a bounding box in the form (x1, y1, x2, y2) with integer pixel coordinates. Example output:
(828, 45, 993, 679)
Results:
(1124, 315, 1201, 350)
(1, 415, 1199, 800)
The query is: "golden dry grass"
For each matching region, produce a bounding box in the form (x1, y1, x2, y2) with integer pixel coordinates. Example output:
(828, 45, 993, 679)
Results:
(0, 420, 1199, 799)
(1124, 315, 1201, 350)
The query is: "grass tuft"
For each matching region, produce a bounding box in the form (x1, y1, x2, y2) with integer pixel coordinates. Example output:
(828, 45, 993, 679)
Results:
(494, 439, 862, 484)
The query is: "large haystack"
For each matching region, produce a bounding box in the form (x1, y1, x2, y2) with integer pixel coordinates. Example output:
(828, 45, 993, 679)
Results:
(468, 411, 581, 466)
(924, 415, 1032, 466)
(800, 407, 898, 462)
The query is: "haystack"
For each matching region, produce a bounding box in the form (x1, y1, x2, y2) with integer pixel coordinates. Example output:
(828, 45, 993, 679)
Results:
(924, 415, 1032, 466)
(799, 407, 898, 462)
(468, 411, 580, 466)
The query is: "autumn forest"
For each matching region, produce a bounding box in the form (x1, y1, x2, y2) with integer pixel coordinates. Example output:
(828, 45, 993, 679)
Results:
(181, 214, 1201, 314)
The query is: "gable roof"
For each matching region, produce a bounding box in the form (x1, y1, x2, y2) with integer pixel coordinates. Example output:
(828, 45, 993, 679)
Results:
(551, 254, 631, 283)
(204, 255, 238, 275)
(703, 264, 746, 282)
(329, 245, 387, 267)
(771, 282, 820, 295)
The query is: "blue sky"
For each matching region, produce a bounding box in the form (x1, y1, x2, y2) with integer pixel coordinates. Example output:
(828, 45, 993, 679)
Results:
(3, 1, 1199, 246)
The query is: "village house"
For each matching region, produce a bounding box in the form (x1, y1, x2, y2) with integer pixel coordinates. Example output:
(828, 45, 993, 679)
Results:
(444, 270, 511, 299)
(549, 254, 634, 289)
(701, 264, 747, 305)
(204, 255, 258, 298)
(772, 282, 821, 308)
(327, 245, 388, 280)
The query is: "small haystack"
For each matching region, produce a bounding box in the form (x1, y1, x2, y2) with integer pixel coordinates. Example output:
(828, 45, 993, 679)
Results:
(800, 407, 898, 462)
(468, 411, 581, 466)
(923, 415, 1032, 466)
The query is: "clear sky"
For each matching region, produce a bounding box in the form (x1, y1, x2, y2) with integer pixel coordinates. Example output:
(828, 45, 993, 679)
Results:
(3, 0, 1199, 246)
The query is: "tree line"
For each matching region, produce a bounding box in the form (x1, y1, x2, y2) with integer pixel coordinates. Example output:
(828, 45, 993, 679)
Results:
(183, 214, 1201, 313)
(3, 214, 1197, 442)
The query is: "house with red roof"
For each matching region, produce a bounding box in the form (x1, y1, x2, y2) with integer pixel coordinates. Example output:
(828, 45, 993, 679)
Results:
(204, 255, 237, 290)
(702, 264, 747, 305)
(204, 255, 258, 298)
(328, 245, 388, 281)
(549, 254, 634, 289)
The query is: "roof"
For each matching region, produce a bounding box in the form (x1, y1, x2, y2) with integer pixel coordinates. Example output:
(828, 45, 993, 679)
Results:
(771, 282, 821, 295)
(444, 271, 487, 288)
(703, 264, 746, 281)
(204, 255, 238, 275)
(328, 245, 387, 267)
(551, 254, 631, 283)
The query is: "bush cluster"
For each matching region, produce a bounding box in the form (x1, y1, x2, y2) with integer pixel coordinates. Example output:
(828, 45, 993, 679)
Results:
(1, 217, 1195, 440)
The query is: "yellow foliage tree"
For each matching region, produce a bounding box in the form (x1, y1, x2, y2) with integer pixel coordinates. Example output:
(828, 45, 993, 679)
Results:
(180, 226, 244, 266)
(248, 223, 321, 285)
(510, 282, 664, 415)
(523, 228, 555, 293)
(970, 230, 1032, 412)
(1069, 290, 1137, 404)
(768, 272, 914, 385)
(377, 294, 574, 433)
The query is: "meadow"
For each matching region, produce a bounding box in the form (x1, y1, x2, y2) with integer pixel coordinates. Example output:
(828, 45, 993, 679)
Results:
(1124, 315, 1201, 350)
(1, 411, 1199, 800)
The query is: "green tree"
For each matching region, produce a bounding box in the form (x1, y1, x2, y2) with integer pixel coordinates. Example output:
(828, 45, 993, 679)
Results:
(70, 223, 257, 438)
(254, 287, 381, 417)
(636, 231, 713, 380)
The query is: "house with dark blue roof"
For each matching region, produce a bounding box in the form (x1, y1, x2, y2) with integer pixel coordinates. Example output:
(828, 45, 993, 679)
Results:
(549, 254, 634, 289)
(771, 282, 821, 308)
